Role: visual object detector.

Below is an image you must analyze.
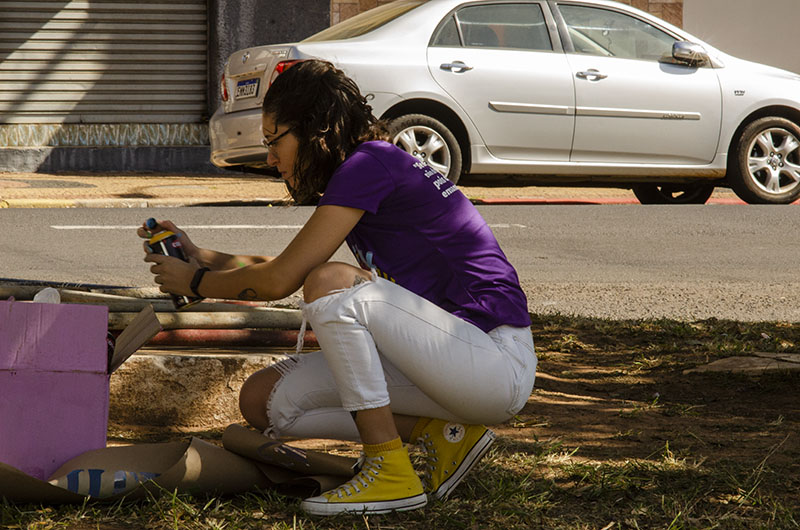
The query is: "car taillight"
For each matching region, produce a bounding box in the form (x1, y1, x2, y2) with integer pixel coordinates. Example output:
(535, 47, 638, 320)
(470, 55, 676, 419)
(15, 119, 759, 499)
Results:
(220, 73, 229, 102)
(269, 60, 302, 85)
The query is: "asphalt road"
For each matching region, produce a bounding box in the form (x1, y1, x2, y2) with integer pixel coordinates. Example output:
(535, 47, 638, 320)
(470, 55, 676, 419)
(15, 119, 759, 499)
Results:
(1, 205, 798, 322)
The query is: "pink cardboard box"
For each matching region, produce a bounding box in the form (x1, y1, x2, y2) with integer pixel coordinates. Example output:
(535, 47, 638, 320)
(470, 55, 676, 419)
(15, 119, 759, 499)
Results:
(0, 300, 110, 480)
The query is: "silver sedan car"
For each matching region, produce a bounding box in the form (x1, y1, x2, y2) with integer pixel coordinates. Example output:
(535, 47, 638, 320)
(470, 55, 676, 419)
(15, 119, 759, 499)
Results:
(210, 0, 800, 204)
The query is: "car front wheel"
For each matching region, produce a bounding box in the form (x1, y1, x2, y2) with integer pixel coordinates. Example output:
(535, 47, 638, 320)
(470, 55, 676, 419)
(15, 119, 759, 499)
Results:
(728, 117, 800, 204)
(389, 114, 462, 184)
(631, 183, 715, 204)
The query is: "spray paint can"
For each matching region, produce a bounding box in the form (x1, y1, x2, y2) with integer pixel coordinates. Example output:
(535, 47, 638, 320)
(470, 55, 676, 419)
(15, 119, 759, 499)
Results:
(145, 218, 203, 310)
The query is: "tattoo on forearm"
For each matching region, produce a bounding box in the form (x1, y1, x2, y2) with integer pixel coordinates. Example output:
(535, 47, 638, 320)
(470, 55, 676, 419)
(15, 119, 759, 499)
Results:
(237, 288, 258, 300)
(353, 275, 368, 286)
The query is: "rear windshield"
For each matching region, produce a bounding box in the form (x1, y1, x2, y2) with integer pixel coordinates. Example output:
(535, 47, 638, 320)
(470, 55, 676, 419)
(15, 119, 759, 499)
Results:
(302, 1, 427, 42)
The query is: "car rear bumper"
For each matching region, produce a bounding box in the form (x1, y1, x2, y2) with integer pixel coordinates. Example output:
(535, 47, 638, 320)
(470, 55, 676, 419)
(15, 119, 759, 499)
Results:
(209, 106, 265, 168)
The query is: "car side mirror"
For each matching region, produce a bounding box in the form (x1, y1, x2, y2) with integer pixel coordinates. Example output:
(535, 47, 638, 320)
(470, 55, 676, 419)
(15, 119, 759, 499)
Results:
(671, 41, 710, 66)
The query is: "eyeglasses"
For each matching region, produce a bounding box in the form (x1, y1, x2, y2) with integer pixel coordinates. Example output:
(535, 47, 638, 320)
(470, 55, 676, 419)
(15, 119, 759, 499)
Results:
(262, 128, 292, 149)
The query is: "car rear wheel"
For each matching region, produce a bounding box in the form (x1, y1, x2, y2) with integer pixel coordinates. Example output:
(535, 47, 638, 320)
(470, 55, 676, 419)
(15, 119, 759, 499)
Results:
(631, 183, 715, 204)
(389, 114, 462, 184)
(728, 117, 800, 204)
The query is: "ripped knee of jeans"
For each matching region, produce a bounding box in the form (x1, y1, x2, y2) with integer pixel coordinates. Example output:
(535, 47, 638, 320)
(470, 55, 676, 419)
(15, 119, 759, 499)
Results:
(303, 264, 375, 304)
(295, 268, 378, 353)
(264, 355, 302, 439)
(353, 272, 372, 286)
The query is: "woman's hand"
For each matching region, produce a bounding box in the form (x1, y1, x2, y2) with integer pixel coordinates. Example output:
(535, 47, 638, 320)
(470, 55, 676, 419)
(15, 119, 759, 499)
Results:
(137, 219, 201, 260)
(144, 253, 197, 296)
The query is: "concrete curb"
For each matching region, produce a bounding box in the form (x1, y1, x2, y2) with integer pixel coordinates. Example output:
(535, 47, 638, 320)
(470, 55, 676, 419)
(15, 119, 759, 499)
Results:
(0, 198, 291, 208)
(2, 196, 772, 208)
(472, 197, 754, 205)
(472, 197, 638, 205)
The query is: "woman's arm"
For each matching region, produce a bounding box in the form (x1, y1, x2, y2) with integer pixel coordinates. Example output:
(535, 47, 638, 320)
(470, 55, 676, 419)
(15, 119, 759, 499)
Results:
(194, 247, 272, 270)
(144, 205, 364, 301)
(139, 219, 274, 270)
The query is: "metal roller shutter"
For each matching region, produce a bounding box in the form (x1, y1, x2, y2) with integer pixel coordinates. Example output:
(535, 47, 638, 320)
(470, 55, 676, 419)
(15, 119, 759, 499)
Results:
(0, 0, 208, 125)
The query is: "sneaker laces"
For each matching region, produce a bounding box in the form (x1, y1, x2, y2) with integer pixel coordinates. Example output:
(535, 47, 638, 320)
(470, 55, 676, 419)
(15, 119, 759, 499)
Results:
(352, 451, 366, 474)
(416, 433, 438, 491)
(328, 455, 383, 498)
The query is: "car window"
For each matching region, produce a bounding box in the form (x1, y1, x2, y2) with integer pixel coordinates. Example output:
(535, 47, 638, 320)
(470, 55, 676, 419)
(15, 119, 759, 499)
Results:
(433, 3, 552, 51)
(559, 4, 676, 61)
(303, 1, 427, 42)
(431, 15, 461, 47)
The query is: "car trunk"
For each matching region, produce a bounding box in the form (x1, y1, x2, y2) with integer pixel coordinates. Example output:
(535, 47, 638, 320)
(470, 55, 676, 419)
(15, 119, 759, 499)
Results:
(223, 46, 293, 114)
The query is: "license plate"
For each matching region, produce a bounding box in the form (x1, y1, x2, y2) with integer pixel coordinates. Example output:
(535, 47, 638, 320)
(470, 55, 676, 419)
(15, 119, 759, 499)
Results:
(235, 78, 259, 99)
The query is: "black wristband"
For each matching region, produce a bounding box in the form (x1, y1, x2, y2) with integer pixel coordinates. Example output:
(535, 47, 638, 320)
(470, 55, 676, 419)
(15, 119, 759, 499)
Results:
(190, 267, 210, 298)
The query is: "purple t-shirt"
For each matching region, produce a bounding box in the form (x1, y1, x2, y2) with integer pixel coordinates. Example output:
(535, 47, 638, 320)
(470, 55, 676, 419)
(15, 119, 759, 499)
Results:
(318, 141, 530, 332)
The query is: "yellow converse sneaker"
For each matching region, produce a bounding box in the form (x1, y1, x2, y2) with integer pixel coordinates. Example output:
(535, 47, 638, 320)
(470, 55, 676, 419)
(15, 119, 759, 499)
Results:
(416, 419, 496, 500)
(301, 438, 427, 516)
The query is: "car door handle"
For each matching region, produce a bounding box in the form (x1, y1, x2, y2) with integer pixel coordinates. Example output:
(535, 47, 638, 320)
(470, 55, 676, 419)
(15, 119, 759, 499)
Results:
(440, 61, 473, 73)
(576, 69, 608, 80)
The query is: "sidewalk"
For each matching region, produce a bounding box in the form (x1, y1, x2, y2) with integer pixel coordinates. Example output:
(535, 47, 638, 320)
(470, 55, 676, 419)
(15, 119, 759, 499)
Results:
(0, 172, 290, 208)
(0, 171, 747, 206)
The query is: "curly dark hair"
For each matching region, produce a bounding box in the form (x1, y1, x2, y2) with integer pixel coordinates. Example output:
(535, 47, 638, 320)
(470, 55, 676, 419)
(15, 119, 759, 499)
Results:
(262, 60, 389, 205)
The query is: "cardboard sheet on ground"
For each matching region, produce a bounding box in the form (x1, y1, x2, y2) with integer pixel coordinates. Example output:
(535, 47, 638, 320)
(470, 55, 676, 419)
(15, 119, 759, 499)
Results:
(683, 352, 800, 374)
(0, 425, 357, 504)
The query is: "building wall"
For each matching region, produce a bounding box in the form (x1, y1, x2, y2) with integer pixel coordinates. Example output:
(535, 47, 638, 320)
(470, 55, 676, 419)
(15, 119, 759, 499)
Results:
(617, 0, 683, 27)
(331, 0, 397, 25)
(684, 0, 800, 74)
(209, 0, 330, 116)
(331, 0, 685, 28)
(0, 0, 330, 173)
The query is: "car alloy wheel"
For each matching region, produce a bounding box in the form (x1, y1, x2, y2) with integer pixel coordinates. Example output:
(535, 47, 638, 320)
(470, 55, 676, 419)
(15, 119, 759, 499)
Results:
(631, 183, 715, 204)
(729, 117, 800, 204)
(389, 114, 462, 184)
(745, 127, 800, 195)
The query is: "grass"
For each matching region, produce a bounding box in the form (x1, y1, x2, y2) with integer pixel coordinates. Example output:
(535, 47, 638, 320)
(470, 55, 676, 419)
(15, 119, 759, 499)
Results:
(2, 441, 795, 529)
(2, 315, 799, 530)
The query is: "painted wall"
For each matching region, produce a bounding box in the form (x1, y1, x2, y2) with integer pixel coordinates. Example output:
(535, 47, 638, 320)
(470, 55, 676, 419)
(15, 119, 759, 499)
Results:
(684, 0, 800, 74)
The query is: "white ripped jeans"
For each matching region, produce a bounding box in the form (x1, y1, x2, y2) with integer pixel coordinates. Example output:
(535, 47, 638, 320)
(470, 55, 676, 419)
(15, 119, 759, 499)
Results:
(266, 273, 537, 441)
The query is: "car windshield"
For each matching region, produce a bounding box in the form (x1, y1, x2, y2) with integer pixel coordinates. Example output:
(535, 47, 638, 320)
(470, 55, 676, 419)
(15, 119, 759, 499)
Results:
(302, 1, 427, 42)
